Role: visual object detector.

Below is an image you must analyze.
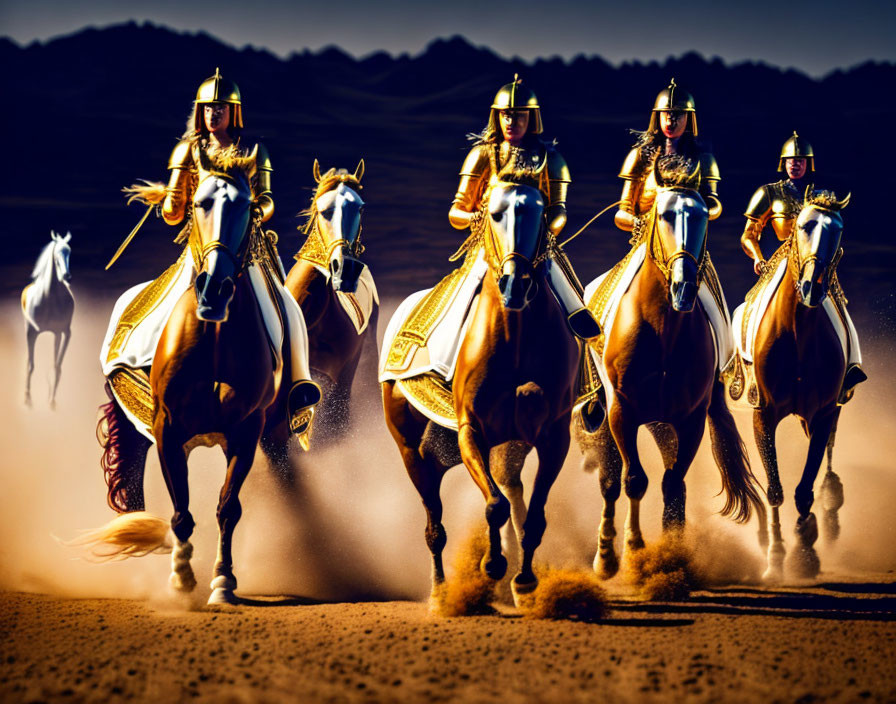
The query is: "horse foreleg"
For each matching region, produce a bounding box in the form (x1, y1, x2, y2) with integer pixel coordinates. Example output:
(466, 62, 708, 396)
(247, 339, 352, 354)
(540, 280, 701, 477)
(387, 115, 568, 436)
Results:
(608, 403, 647, 560)
(24, 325, 37, 407)
(50, 328, 70, 410)
(820, 413, 844, 544)
(593, 420, 623, 578)
(511, 420, 569, 605)
(661, 413, 706, 531)
(383, 383, 449, 599)
(209, 412, 264, 606)
(458, 421, 510, 581)
(755, 408, 784, 582)
(155, 419, 196, 593)
(789, 408, 838, 579)
(492, 441, 529, 577)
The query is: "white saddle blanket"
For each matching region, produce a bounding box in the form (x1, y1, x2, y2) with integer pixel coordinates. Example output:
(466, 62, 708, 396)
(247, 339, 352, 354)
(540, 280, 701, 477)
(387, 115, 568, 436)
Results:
(583, 244, 734, 412)
(731, 256, 848, 365)
(101, 250, 286, 378)
(379, 250, 488, 382)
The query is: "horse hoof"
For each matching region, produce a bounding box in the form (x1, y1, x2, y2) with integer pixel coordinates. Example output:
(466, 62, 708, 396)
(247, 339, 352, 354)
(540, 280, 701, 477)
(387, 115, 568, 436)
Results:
(787, 548, 820, 580)
(481, 553, 508, 581)
(207, 588, 239, 606)
(169, 569, 197, 593)
(762, 566, 783, 585)
(511, 576, 538, 609)
(594, 550, 619, 580)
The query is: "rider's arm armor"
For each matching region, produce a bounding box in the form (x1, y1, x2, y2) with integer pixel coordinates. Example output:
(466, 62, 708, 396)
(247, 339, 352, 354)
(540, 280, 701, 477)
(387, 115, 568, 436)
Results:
(449, 145, 490, 230)
(699, 152, 722, 220)
(615, 147, 650, 232)
(741, 184, 773, 262)
(546, 149, 571, 236)
(162, 140, 195, 226)
(251, 142, 274, 223)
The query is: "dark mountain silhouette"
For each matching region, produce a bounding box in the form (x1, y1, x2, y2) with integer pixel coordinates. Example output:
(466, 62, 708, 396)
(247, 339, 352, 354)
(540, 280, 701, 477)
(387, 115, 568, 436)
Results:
(2, 22, 894, 322)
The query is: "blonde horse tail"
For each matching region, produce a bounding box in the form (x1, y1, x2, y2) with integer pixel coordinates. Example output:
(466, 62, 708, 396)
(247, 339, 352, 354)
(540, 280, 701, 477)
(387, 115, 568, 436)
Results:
(514, 382, 549, 446)
(707, 377, 766, 524)
(65, 511, 172, 562)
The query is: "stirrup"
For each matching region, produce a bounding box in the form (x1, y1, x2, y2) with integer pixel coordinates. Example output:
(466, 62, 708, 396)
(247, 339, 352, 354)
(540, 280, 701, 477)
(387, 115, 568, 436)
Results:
(576, 398, 605, 433)
(287, 380, 322, 451)
(838, 364, 867, 405)
(567, 308, 601, 340)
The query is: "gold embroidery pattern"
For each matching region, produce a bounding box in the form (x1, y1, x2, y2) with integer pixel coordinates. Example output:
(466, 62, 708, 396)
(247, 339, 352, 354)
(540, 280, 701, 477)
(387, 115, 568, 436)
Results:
(384, 250, 479, 373)
(295, 221, 329, 268)
(107, 252, 186, 363)
(396, 374, 456, 427)
(109, 367, 153, 430)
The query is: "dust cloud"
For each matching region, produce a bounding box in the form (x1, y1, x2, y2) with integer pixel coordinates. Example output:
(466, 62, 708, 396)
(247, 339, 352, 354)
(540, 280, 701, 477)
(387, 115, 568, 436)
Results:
(1, 293, 894, 605)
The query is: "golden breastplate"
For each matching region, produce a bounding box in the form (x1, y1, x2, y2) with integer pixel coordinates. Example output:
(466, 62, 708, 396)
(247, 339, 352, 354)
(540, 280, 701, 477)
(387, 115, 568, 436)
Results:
(768, 183, 801, 241)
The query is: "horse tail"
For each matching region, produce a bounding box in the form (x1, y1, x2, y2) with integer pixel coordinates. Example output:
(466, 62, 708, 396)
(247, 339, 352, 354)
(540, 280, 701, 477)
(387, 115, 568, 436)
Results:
(707, 377, 766, 524)
(97, 381, 151, 513)
(66, 512, 172, 561)
(514, 382, 549, 446)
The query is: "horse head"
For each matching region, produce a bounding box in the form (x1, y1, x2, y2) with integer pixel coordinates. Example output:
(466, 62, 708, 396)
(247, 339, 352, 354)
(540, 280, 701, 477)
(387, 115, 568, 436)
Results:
(191, 172, 252, 322)
(309, 159, 366, 293)
(484, 182, 546, 311)
(793, 188, 850, 308)
(51, 231, 73, 284)
(651, 188, 708, 312)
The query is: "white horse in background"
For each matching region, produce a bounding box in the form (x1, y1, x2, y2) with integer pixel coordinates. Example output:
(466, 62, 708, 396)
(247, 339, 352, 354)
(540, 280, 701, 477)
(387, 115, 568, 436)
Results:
(21, 231, 74, 409)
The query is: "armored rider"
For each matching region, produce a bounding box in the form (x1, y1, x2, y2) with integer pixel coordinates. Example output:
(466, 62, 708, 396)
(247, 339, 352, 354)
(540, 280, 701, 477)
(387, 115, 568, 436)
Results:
(103, 70, 320, 441)
(741, 132, 866, 400)
(614, 78, 722, 235)
(450, 76, 601, 339)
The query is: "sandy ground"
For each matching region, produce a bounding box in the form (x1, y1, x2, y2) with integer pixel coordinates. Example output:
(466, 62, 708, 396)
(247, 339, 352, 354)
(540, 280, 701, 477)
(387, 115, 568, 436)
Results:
(2, 583, 895, 704)
(2, 294, 896, 702)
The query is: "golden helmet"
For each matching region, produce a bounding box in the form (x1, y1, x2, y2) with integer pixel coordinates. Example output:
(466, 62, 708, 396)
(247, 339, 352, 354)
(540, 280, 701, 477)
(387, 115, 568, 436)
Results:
(488, 75, 544, 136)
(778, 131, 815, 172)
(193, 68, 244, 130)
(647, 78, 698, 136)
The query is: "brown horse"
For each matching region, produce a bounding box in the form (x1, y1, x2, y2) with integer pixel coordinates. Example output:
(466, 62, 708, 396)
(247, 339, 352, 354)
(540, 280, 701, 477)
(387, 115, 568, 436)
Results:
(262, 160, 377, 465)
(383, 181, 579, 605)
(577, 187, 764, 578)
(733, 190, 851, 581)
(87, 169, 290, 605)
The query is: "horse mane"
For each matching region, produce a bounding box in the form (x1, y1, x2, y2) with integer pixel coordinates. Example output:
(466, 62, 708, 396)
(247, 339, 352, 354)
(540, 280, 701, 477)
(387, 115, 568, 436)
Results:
(31, 240, 57, 280)
(804, 188, 850, 211)
(299, 168, 362, 232)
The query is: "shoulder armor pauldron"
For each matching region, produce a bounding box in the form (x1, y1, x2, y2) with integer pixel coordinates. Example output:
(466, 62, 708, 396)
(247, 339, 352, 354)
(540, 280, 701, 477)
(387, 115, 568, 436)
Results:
(168, 139, 194, 170)
(459, 144, 490, 177)
(547, 148, 571, 183)
(744, 184, 773, 220)
(254, 142, 273, 172)
(618, 147, 650, 181)
(699, 152, 720, 182)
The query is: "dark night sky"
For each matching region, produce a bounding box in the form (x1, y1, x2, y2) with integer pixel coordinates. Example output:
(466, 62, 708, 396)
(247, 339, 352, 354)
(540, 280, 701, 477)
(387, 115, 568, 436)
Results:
(2, 0, 894, 77)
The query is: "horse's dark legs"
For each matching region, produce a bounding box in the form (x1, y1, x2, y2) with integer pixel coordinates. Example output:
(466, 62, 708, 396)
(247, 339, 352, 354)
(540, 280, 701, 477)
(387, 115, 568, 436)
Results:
(661, 412, 706, 531)
(789, 406, 839, 579)
(382, 383, 449, 597)
(819, 413, 844, 545)
(210, 411, 264, 605)
(24, 325, 37, 407)
(608, 401, 647, 557)
(50, 328, 70, 410)
(155, 417, 196, 592)
(754, 407, 784, 581)
(593, 420, 623, 578)
(458, 421, 510, 581)
(510, 418, 569, 603)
